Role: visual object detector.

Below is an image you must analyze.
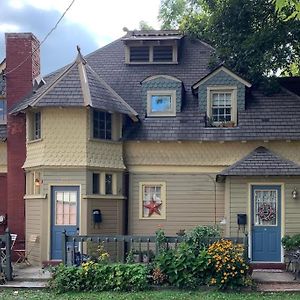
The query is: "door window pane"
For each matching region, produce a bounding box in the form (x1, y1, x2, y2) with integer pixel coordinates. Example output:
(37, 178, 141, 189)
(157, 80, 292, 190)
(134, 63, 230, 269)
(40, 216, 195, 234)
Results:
(55, 191, 77, 225)
(254, 190, 277, 226)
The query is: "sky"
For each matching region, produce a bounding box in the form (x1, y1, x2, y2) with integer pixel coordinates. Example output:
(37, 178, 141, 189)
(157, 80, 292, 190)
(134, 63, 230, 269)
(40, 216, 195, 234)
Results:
(0, 0, 161, 75)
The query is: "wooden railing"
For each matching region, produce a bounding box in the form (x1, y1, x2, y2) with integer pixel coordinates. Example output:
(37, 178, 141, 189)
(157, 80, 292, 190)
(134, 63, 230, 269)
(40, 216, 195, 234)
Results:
(0, 229, 13, 281)
(62, 231, 248, 266)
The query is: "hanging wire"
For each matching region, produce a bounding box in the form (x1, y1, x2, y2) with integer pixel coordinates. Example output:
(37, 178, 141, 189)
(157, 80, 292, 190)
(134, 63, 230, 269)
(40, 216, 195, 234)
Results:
(4, 0, 76, 77)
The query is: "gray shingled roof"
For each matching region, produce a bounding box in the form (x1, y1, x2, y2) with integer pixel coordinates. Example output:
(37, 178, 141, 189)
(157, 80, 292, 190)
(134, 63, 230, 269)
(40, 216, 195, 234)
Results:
(219, 146, 300, 176)
(10, 52, 138, 119)
(10, 34, 300, 141)
(0, 125, 7, 141)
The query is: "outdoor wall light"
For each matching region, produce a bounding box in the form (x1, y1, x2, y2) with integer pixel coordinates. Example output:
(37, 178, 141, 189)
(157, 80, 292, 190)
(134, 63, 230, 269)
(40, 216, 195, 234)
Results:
(35, 178, 41, 187)
(292, 188, 298, 200)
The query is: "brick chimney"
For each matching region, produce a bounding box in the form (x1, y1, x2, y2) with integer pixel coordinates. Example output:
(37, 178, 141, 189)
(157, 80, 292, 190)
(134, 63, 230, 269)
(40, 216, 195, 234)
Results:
(5, 33, 40, 243)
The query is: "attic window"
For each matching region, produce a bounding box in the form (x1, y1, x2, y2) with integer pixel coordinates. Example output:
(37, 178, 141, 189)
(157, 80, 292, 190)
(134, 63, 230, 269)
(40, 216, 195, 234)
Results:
(130, 46, 149, 62)
(127, 45, 177, 64)
(153, 46, 173, 62)
(207, 87, 237, 127)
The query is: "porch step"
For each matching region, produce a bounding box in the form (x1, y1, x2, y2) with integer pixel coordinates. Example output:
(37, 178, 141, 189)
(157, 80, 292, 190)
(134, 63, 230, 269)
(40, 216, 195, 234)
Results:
(0, 281, 47, 289)
(42, 260, 62, 268)
(251, 263, 285, 270)
(257, 283, 300, 292)
(252, 269, 300, 291)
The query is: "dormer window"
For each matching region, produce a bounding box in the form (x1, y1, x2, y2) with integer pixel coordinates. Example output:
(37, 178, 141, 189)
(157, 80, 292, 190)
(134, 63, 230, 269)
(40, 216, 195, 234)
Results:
(130, 46, 149, 62)
(207, 87, 237, 126)
(147, 90, 176, 117)
(126, 45, 177, 64)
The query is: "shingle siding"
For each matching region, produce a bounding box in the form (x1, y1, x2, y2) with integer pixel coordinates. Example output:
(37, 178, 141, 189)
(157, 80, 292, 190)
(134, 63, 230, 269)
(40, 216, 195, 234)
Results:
(142, 77, 183, 113)
(198, 70, 246, 113)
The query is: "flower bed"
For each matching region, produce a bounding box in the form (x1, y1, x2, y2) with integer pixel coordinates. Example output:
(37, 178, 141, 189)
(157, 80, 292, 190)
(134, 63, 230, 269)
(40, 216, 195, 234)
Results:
(49, 226, 251, 293)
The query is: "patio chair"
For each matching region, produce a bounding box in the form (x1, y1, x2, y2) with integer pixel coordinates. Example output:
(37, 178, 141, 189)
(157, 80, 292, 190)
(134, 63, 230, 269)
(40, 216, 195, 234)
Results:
(14, 234, 39, 265)
(0, 233, 17, 265)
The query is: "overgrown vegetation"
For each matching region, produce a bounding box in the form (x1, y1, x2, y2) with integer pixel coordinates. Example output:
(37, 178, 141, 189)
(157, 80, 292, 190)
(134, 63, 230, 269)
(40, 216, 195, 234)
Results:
(282, 234, 300, 251)
(49, 225, 251, 293)
(158, 0, 300, 82)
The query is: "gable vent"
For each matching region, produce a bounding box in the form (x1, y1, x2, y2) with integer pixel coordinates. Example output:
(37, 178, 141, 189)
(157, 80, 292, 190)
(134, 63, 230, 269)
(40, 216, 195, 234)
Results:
(153, 46, 173, 62)
(130, 46, 149, 62)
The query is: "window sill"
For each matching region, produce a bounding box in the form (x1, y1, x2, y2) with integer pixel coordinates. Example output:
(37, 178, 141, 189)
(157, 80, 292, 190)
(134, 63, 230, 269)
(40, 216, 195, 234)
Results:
(204, 126, 239, 129)
(27, 138, 43, 144)
(24, 194, 47, 199)
(83, 194, 126, 200)
(89, 138, 122, 144)
(126, 61, 178, 65)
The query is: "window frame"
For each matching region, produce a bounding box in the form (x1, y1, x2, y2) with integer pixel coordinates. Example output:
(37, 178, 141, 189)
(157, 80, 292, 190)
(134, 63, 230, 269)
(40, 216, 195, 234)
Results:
(147, 90, 176, 117)
(92, 173, 100, 194)
(0, 99, 7, 124)
(206, 86, 237, 126)
(105, 173, 113, 195)
(33, 111, 41, 140)
(125, 44, 178, 64)
(92, 109, 112, 140)
(139, 182, 166, 220)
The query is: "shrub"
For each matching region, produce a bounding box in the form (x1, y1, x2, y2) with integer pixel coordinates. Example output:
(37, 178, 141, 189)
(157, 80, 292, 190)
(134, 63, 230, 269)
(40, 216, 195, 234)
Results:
(207, 240, 250, 289)
(49, 263, 148, 293)
(154, 242, 211, 289)
(282, 234, 300, 251)
(185, 225, 221, 253)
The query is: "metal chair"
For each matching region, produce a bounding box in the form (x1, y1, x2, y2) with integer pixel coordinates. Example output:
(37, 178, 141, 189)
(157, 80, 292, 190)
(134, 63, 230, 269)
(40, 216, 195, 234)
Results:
(14, 234, 39, 265)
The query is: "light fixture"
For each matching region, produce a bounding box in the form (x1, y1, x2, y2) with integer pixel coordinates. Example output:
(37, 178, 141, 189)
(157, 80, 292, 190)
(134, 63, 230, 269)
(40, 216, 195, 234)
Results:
(35, 178, 41, 187)
(292, 188, 298, 200)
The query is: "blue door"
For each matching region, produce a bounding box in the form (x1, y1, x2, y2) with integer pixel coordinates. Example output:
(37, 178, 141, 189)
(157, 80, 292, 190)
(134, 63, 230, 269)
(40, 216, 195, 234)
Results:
(51, 186, 79, 260)
(251, 185, 281, 262)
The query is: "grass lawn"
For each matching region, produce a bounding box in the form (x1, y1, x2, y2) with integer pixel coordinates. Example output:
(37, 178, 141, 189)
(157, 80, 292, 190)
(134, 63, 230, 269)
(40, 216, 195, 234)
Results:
(1, 290, 300, 300)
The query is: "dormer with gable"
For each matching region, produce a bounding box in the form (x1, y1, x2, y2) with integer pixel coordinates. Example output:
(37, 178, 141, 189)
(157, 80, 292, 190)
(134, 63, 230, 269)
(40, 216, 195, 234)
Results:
(192, 65, 252, 127)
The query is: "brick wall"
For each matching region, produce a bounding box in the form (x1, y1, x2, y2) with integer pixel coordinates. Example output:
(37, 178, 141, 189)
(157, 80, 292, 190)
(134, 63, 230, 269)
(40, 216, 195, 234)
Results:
(5, 33, 40, 242)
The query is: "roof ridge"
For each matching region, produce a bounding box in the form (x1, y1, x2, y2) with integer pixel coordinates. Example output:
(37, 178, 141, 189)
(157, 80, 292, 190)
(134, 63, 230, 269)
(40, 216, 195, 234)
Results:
(219, 146, 300, 177)
(30, 60, 78, 108)
(85, 64, 138, 119)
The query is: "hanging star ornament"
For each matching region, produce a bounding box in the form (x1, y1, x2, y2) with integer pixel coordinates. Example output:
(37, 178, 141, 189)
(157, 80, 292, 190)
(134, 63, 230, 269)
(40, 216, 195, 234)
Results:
(144, 199, 162, 217)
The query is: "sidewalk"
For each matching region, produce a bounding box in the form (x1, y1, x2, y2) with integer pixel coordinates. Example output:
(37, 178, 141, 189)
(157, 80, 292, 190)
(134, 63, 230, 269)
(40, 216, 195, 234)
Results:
(1, 265, 51, 289)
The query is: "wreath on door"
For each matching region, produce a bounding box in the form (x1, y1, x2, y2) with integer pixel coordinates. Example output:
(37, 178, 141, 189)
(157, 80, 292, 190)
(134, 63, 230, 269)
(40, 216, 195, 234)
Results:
(257, 203, 276, 221)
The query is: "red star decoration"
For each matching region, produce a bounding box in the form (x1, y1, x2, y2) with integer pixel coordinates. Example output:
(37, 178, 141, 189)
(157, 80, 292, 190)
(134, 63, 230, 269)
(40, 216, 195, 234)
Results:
(144, 199, 162, 217)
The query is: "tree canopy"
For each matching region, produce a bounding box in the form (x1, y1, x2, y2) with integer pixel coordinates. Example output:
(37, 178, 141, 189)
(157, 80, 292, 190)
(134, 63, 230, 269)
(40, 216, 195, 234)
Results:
(158, 0, 300, 82)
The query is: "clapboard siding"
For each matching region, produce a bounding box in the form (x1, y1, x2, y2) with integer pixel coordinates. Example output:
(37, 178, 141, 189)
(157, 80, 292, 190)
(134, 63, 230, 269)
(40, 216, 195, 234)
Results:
(129, 173, 225, 235)
(87, 199, 124, 235)
(229, 176, 300, 237)
(25, 199, 42, 265)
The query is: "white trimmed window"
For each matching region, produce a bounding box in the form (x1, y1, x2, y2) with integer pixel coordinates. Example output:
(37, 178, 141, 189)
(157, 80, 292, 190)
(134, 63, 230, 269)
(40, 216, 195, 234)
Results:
(207, 87, 237, 126)
(0, 100, 6, 124)
(147, 90, 176, 117)
(139, 182, 166, 219)
(27, 111, 42, 141)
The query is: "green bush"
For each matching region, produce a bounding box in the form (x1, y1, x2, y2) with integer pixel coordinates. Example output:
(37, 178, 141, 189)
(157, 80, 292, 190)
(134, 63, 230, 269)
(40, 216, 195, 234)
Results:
(49, 262, 148, 293)
(185, 225, 221, 253)
(282, 234, 300, 251)
(154, 242, 211, 289)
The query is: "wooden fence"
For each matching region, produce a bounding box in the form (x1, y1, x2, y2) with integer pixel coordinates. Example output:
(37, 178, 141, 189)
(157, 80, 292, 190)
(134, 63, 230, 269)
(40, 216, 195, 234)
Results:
(62, 231, 248, 266)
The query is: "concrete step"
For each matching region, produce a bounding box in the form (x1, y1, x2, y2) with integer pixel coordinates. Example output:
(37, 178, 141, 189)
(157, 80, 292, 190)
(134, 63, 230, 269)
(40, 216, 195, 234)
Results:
(0, 281, 48, 289)
(257, 283, 300, 292)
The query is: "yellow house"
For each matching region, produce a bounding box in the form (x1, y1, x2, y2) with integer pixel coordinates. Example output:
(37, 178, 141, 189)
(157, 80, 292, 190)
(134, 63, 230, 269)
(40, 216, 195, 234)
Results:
(8, 30, 300, 265)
